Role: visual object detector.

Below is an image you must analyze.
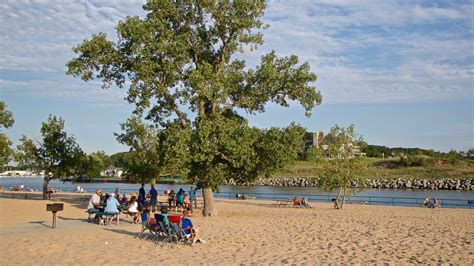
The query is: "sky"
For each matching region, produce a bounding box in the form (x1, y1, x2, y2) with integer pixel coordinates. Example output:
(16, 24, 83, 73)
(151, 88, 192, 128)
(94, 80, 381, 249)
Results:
(0, 0, 473, 154)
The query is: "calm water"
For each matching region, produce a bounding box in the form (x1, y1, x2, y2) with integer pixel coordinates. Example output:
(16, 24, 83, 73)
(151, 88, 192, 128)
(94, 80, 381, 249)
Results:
(0, 177, 472, 200)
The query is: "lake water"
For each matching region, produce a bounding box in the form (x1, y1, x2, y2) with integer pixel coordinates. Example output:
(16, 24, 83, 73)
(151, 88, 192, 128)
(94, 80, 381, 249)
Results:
(1, 177, 472, 201)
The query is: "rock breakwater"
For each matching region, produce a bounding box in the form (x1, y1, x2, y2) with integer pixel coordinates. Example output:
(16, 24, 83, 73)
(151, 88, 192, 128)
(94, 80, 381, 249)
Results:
(224, 178, 473, 190)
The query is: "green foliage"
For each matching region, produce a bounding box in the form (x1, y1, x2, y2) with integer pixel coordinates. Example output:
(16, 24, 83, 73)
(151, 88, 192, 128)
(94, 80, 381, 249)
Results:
(115, 116, 191, 183)
(109, 152, 132, 168)
(17, 115, 83, 178)
(90, 150, 112, 168)
(363, 144, 445, 158)
(445, 150, 460, 165)
(67, 1, 321, 215)
(304, 146, 326, 162)
(77, 154, 105, 178)
(15, 135, 38, 169)
(0, 133, 13, 168)
(0, 101, 14, 129)
(189, 117, 305, 190)
(399, 154, 426, 167)
(0, 101, 15, 168)
(317, 125, 368, 209)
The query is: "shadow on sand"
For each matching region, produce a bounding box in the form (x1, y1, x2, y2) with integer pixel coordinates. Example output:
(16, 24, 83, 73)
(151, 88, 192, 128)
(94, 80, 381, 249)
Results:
(57, 216, 89, 223)
(103, 228, 139, 238)
(29, 220, 53, 228)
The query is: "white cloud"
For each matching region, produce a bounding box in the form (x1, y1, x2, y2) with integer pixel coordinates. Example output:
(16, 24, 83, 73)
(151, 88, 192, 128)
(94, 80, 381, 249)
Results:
(0, 0, 472, 105)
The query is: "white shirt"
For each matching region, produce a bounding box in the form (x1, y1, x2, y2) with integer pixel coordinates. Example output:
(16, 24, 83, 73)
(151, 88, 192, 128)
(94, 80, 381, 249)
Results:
(128, 201, 138, 213)
(88, 194, 101, 209)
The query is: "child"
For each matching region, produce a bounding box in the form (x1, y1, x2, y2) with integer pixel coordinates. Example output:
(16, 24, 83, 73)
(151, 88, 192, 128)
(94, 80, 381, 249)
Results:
(183, 193, 191, 211)
(181, 210, 200, 244)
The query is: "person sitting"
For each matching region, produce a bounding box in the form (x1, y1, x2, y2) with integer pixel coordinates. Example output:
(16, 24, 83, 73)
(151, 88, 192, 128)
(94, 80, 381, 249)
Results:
(87, 189, 102, 221)
(422, 197, 430, 207)
(181, 210, 200, 244)
(155, 206, 171, 232)
(120, 194, 129, 205)
(292, 197, 301, 206)
(104, 192, 120, 225)
(301, 197, 310, 208)
(428, 198, 439, 208)
(127, 196, 139, 224)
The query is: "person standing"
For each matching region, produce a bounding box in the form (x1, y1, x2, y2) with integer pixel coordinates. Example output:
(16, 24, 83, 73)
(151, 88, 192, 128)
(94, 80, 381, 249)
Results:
(188, 187, 196, 212)
(150, 184, 158, 206)
(176, 188, 184, 211)
(138, 183, 146, 206)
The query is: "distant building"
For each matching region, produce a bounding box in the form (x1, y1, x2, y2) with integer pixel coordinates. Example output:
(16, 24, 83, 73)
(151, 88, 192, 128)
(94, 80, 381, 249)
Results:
(305, 132, 324, 148)
(100, 167, 123, 179)
(305, 131, 365, 157)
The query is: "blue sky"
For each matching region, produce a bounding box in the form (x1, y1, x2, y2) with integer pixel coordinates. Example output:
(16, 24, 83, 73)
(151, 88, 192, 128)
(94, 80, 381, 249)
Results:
(1, 0, 473, 154)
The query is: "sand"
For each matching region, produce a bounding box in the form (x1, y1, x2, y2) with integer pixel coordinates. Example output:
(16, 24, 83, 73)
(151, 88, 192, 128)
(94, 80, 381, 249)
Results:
(0, 193, 473, 265)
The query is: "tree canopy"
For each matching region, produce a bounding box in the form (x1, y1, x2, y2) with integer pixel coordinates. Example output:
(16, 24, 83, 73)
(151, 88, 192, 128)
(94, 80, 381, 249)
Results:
(67, 1, 321, 216)
(17, 115, 83, 199)
(318, 124, 368, 209)
(0, 101, 15, 168)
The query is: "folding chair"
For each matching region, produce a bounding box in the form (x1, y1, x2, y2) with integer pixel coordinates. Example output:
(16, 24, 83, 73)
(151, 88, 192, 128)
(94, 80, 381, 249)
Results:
(154, 214, 181, 245)
(137, 213, 155, 240)
(168, 215, 184, 243)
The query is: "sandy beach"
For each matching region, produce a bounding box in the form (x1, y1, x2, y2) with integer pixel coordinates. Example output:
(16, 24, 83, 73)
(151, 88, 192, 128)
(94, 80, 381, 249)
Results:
(0, 193, 473, 265)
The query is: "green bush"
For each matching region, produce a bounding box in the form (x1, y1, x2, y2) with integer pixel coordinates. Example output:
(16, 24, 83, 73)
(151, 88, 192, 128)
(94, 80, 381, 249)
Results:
(400, 154, 426, 167)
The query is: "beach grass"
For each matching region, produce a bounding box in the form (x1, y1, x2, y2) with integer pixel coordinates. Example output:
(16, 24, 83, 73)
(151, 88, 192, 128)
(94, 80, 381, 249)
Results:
(274, 158, 474, 179)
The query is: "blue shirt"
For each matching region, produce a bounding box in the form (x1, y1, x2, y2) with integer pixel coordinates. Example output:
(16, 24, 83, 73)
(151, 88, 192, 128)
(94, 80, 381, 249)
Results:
(105, 197, 119, 214)
(181, 217, 193, 234)
(150, 187, 158, 202)
(139, 187, 146, 203)
(189, 189, 196, 199)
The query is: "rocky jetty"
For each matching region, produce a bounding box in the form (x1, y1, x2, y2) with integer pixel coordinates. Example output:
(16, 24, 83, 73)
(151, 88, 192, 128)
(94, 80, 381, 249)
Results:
(224, 178, 474, 190)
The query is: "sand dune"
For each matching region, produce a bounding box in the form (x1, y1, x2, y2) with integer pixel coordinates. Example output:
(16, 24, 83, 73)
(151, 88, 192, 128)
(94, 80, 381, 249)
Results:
(0, 194, 473, 264)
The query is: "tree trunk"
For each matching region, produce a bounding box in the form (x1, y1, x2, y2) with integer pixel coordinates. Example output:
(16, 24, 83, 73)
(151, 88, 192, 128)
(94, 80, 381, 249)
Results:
(341, 185, 348, 208)
(334, 186, 342, 209)
(202, 187, 218, 217)
(42, 178, 50, 200)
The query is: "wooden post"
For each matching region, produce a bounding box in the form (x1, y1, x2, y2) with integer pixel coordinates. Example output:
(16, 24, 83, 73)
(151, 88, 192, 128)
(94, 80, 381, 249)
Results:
(52, 211, 57, 228)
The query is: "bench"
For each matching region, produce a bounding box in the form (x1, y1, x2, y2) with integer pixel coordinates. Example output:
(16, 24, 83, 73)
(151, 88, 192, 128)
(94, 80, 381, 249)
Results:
(96, 212, 118, 225)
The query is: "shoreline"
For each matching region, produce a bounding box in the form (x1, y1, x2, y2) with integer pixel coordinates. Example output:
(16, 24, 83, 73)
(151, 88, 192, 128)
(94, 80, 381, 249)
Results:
(2, 175, 473, 191)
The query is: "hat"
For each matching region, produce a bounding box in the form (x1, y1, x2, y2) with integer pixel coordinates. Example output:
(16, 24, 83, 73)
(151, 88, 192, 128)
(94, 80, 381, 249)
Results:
(110, 193, 116, 197)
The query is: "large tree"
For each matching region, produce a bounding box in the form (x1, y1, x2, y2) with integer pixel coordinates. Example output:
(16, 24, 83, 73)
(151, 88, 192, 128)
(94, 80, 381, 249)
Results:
(67, 1, 321, 216)
(0, 101, 15, 170)
(17, 115, 83, 199)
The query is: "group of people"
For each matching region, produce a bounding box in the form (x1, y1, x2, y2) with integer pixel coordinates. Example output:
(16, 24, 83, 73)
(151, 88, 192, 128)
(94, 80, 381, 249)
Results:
(422, 197, 439, 208)
(142, 206, 201, 244)
(86, 186, 201, 244)
(292, 197, 311, 208)
(88, 185, 199, 225)
(87, 188, 130, 225)
(137, 184, 198, 212)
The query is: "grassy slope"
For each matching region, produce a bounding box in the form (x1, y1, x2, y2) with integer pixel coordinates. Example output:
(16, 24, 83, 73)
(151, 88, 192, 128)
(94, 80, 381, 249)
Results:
(274, 158, 474, 180)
